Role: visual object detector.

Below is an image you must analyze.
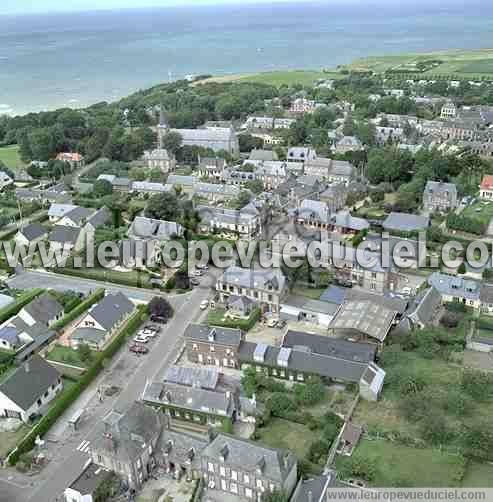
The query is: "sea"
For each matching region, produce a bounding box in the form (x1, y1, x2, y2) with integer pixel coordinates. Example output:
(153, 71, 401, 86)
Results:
(1, 0, 493, 116)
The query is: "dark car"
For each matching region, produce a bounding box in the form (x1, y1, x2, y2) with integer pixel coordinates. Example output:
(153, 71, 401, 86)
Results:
(335, 278, 353, 288)
(150, 315, 168, 324)
(129, 343, 149, 354)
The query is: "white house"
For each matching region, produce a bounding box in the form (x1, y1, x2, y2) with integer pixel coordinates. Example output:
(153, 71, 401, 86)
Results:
(0, 171, 14, 191)
(0, 356, 62, 423)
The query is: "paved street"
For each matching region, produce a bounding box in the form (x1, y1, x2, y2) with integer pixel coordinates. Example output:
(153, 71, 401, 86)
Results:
(6, 268, 185, 303)
(0, 268, 218, 502)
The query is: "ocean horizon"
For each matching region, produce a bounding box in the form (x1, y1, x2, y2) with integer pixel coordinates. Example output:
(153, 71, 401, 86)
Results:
(1, 0, 493, 116)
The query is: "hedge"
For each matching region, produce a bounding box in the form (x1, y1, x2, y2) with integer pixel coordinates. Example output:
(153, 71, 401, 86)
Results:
(51, 288, 105, 331)
(0, 288, 44, 324)
(208, 307, 260, 332)
(8, 305, 148, 464)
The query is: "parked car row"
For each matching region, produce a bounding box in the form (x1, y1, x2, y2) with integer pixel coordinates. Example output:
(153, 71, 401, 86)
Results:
(129, 324, 161, 354)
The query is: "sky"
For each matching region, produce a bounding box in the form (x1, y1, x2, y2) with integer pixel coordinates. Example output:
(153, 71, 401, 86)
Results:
(2, 0, 334, 16)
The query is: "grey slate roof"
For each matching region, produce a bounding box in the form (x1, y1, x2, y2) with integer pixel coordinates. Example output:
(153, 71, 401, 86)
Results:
(143, 381, 234, 416)
(129, 216, 184, 241)
(164, 365, 219, 390)
(48, 225, 81, 245)
(18, 223, 47, 242)
(221, 265, 286, 292)
(428, 272, 480, 301)
(158, 428, 207, 471)
(239, 340, 368, 382)
(282, 330, 376, 363)
(69, 464, 113, 496)
(480, 283, 493, 304)
(184, 324, 243, 348)
(63, 206, 94, 225)
(86, 292, 134, 331)
(382, 212, 430, 232)
(407, 286, 442, 326)
(0, 326, 20, 346)
(71, 327, 107, 345)
(22, 293, 63, 325)
(97, 401, 163, 463)
(249, 149, 278, 162)
(86, 206, 111, 229)
(333, 211, 369, 231)
(202, 433, 296, 484)
(48, 203, 77, 218)
(424, 181, 457, 196)
(282, 296, 339, 316)
(291, 473, 337, 502)
(0, 355, 60, 411)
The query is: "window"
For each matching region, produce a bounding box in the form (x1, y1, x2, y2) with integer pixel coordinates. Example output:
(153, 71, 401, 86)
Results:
(245, 488, 253, 498)
(231, 470, 238, 481)
(220, 466, 226, 477)
(231, 482, 238, 494)
(244, 473, 250, 484)
(210, 345, 215, 352)
(193, 344, 198, 351)
(256, 479, 263, 488)
(208, 462, 215, 473)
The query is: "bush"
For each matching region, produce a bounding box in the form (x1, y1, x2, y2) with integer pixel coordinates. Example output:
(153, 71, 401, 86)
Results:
(293, 377, 326, 406)
(339, 453, 378, 482)
(8, 306, 147, 464)
(440, 312, 461, 328)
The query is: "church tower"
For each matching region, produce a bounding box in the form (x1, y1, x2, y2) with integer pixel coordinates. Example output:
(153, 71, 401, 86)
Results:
(157, 105, 169, 149)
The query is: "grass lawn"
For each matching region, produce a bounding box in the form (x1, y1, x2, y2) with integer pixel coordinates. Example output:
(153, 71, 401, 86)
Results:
(0, 423, 31, 458)
(336, 438, 466, 487)
(462, 462, 493, 487)
(291, 285, 327, 300)
(0, 145, 23, 171)
(255, 418, 322, 471)
(462, 201, 493, 226)
(46, 345, 95, 369)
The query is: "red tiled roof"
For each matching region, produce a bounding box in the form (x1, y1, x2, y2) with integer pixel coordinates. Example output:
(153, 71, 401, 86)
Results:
(56, 152, 83, 162)
(481, 175, 493, 190)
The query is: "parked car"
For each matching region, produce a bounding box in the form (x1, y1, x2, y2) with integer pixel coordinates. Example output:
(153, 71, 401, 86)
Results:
(134, 334, 150, 344)
(139, 328, 157, 338)
(335, 278, 353, 288)
(129, 343, 149, 354)
(196, 264, 209, 270)
(276, 320, 286, 329)
(190, 278, 200, 286)
(267, 318, 278, 328)
(150, 315, 168, 324)
(200, 300, 209, 310)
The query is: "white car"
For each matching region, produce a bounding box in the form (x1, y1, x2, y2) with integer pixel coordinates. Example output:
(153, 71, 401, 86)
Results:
(139, 329, 156, 338)
(402, 287, 412, 295)
(267, 319, 278, 328)
(134, 335, 150, 344)
(196, 264, 209, 270)
(200, 300, 209, 310)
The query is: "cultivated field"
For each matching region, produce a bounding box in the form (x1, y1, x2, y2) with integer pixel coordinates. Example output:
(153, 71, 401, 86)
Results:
(0, 145, 23, 171)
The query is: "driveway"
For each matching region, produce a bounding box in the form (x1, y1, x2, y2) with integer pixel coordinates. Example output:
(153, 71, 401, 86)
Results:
(20, 268, 220, 502)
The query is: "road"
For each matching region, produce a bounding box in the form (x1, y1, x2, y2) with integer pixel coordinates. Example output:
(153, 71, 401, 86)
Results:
(6, 269, 180, 303)
(0, 268, 218, 502)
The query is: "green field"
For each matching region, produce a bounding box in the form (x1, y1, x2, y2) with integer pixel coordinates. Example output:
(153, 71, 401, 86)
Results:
(198, 70, 343, 87)
(462, 462, 493, 487)
(342, 48, 493, 79)
(336, 439, 466, 487)
(46, 345, 95, 369)
(0, 145, 23, 171)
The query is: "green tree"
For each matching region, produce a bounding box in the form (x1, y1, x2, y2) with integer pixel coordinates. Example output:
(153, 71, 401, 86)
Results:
(78, 343, 93, 363)
(161, 131, 182, 155)
(93, 179, 113, 197)
(145, 192, 181, 221)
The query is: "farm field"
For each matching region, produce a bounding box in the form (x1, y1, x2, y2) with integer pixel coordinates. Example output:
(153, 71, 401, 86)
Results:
(342, 48, 493, 79)
(0, 145, 23, 171)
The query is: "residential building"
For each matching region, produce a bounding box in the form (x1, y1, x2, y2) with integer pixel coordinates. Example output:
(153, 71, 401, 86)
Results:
(375, 126, 404, 145)
(84, 206, 112, 233)
(63, 464, 114, 502)
(217, 266, 287, 314)
(238, 332, 384, 400)
(58, 206, 94, 228)
(197, 157, 226, 181)
(48, 225, 84, 252)
(441, 102, 457, 119)
(406, 287, 442, 329)
(48, 203, 78, 223)
(242, 116, 295, 130)
(17, 292, 63, 328)
(332, 136, 364, 154)
(0, 170, 14, 190)
(287, 147, 317, 164)
(0, 356, 62, 423)
(128, 216, 184, 241)
(196, 205, 260, 238)
(290, 97, 318, 114)
(480, 175, 493, 199)
(291, 473, 337, 502)
(143, 148, 175, 172)
(428, 272, 481, 309)
(331, 211, 369, 235)
(70, 293, 134, 350)
(56, 152, 85, 168)
(91, 401, 164, 491)
(131, 181, 171, 196)
(158, 121, 239, 157)
(201, 433, 298, 500)
(382, 212, 430, 233)
(142, 380, 236, 427)
(319, 184, 348, 213)
(184, 324, 244, 368)
(423, 181, 458, 212)
(14, 223, 48, 247)
(279, 298, 339, 327)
